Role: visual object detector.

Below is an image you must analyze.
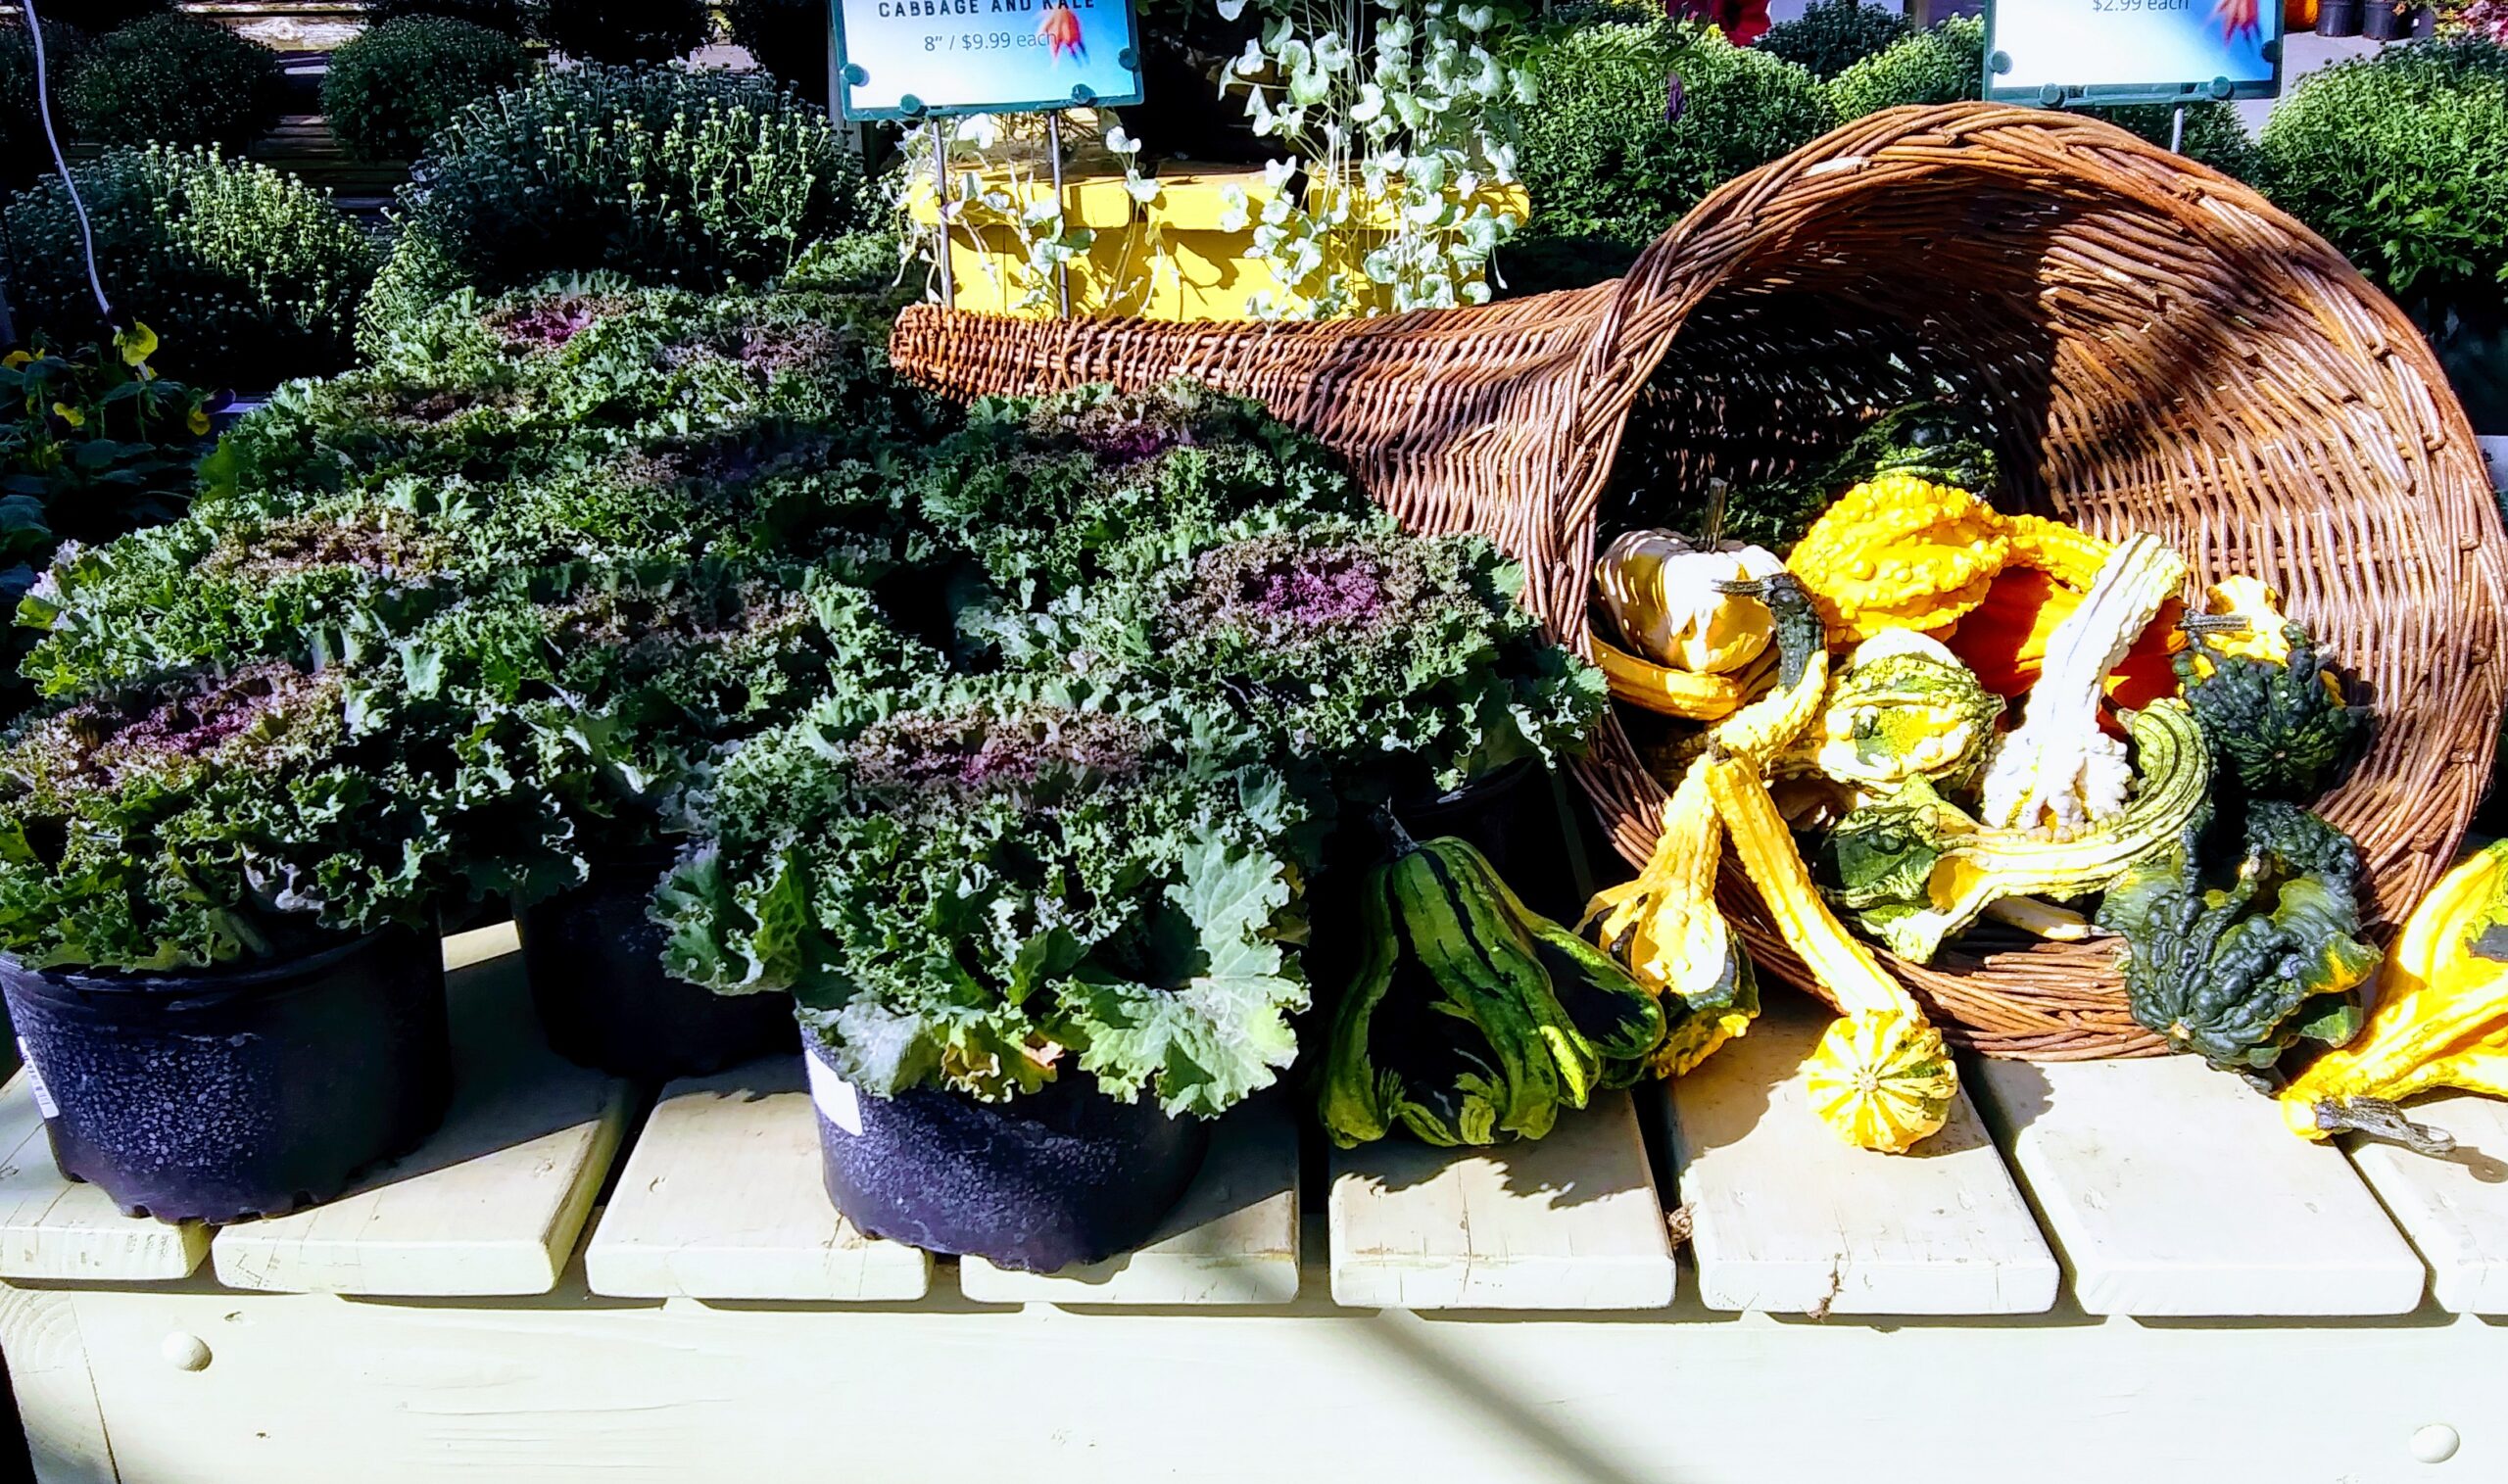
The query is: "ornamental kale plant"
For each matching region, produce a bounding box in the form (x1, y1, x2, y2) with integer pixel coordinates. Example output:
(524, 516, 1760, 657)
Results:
(1039, 518, 1609, 795)
(18, 503, 469, 697)
(205, 281, 947, 514)
(0, 661, 574, 971)
(911, 381, 1373, 614)
(655, 676, 1315, 1117)
(402, 569, 940, 859)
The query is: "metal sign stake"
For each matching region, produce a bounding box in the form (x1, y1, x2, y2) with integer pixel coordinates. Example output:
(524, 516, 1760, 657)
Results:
(934, 117, 955, 308)
(1047, 111, 1072, 319)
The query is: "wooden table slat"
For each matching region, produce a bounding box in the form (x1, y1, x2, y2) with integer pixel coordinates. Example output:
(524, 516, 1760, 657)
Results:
(1666, 999, 2060, 1316)
(1327, 1090, 1676, 1311)
(209, 924, 634, 1297)
(0, 1073, 209, 1283)
(583, 1058, 930, 1303)
(959, 1095, 1300, 1306)
(1969, 1053, 2428, 1316)
(2343, 1090, 2508, 1315)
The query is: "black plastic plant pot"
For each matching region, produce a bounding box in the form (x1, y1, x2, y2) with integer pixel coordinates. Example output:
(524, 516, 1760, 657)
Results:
(0, 929, 453, 1224)
(1393, 757, 1538, 879)
(806, 1032, 1212, 1272)
(2316, 0, 2364, 32)
(2360, 1, 2414, 37)
(517, 850, 796, 1082)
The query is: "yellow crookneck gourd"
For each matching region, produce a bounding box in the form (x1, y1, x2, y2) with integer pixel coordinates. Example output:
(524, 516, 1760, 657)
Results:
(1587, 768, 1754, 1078)
(1704, 749, 1957, 1155)
(1588, 573, 1956, 1153)
(1586, 572, 1828, 1077)
(2280, 841, 2508, 1154)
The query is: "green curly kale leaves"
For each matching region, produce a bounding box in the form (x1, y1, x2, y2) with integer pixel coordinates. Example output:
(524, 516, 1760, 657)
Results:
(0, 662, 575, 971)
(651, 677, 1315, 1117)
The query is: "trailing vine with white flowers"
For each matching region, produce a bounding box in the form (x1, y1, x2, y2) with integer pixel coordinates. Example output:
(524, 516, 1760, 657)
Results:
(1216, 0, 1535, 317)
(911, 0, 1534, 320)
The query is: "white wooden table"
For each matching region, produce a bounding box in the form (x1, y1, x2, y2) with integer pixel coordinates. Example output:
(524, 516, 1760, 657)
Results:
(4, 928, 2505, 1483)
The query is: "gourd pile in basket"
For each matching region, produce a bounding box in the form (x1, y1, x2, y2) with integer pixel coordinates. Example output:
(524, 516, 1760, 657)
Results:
(1572, 403, 2460, 1156)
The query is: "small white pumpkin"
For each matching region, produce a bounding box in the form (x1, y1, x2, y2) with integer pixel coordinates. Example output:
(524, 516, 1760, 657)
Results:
(1597, 530, 1785, 676)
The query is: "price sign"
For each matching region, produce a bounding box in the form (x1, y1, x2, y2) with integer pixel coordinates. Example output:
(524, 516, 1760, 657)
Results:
(832, 0, 1144, 121)
(1985, 0, 2282, 107)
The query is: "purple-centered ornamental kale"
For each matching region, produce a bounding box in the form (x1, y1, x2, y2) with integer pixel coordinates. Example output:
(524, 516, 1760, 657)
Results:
(399, 569, 940, 862)
(21, 508, 468, 697)
(26, 662, 339, 791)
(914, 379, 1372, 606)
(654, 675, 1314, 1118)
(1226, 546, 1398, 630)
(0, 661, 573, 971)
(483, 291, 636, 349)
(844, 705, 1155, 800)
(1067, 519, 1609, 796)
(210, 281, 948, 513)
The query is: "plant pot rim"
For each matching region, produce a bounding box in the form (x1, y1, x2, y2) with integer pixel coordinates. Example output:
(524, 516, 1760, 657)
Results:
(1394, 753, 1537, 812)
(800, 1023, 1191, 1124)
(2, 927, 392, 996)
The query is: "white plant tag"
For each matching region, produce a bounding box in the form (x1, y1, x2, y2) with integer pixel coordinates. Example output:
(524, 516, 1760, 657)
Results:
(17, 1038, 58, 1120)
(804, 1053, 863, 1137)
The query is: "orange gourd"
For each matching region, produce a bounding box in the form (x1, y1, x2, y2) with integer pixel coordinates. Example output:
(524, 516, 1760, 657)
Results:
(1945, 567, 2077, 697)
(2102, 598, 2186, 716)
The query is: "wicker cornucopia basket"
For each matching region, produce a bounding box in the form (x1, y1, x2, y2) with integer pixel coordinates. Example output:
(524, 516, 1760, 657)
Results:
(890, 103, 2508, 1060)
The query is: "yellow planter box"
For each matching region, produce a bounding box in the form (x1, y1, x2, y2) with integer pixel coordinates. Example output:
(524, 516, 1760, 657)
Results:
(909, 162, 1527, 322)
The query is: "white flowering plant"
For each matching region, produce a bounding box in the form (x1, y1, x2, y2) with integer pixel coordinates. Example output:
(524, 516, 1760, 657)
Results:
(1215, 0, 1536, 316)
(908, 0, 1535, 320)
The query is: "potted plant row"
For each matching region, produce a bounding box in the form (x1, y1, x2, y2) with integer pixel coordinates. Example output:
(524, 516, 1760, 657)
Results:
(0, 286, 1608, 1267)
(645, 383, 1601, 1268)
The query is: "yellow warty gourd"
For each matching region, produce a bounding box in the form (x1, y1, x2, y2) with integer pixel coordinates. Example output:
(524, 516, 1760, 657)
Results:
(2002, 514, 2116, 592)
(1781, 476, 2126, 652)
(1785, 474, 2010, 645)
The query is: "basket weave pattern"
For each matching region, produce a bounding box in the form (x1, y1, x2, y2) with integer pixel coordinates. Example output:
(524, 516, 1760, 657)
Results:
(891, 104, 2508, 1059)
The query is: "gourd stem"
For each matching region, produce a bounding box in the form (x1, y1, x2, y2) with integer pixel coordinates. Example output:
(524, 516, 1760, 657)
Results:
(1374, 805, 1422, 858)
(2180, 614, 2250, 637)
(2314, 1097, 2459, 1158)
